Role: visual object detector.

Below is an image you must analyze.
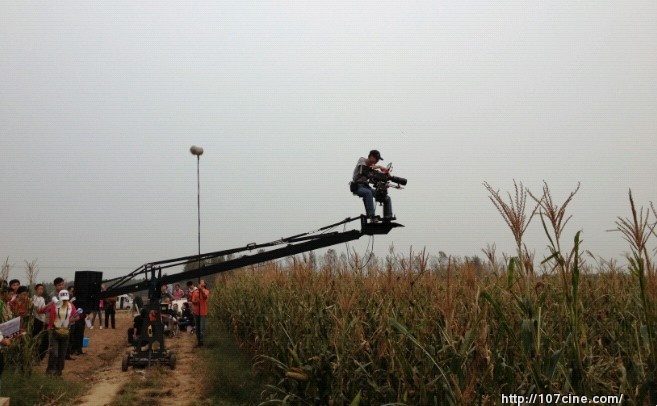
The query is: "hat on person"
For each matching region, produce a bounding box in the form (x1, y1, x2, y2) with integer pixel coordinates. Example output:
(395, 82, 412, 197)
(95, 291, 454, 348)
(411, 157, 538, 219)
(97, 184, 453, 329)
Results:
(369, 150, 384, 161)
(59, 290, 70, 301)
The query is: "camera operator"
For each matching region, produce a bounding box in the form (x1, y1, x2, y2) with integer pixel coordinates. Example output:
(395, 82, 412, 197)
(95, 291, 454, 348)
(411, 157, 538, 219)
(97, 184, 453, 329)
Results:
(351, 149, 393, 222)
(128, 308, 147, 347)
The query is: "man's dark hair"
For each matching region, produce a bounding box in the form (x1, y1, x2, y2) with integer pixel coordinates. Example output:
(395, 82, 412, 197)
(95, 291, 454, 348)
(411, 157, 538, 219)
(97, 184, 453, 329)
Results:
(35, 283, 44, 290)
(368, 150, 383, 161)
(53, 277, 64, 285)
(186, 281, 194, 287)
(17, 286, 28, 294)
(9, 279, 20, 286)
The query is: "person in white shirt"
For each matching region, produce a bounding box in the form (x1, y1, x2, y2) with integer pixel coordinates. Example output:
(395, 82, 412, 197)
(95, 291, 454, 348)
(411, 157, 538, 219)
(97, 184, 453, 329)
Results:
(32, 283, 49, 360)
(46, 289, 80, 376)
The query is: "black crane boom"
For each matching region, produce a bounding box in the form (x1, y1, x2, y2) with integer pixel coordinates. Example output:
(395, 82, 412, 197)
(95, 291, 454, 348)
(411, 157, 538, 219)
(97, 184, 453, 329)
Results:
(73, 215, 402, 372)
(88, 215, 402, 303)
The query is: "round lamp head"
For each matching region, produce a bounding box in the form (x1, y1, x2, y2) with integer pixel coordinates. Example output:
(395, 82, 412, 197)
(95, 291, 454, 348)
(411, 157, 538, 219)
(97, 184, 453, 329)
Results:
(190, 145, 204, 156)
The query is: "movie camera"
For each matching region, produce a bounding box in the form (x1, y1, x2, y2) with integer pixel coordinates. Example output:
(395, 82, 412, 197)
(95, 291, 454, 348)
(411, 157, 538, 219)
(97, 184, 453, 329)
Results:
(367, 163, 407, 203)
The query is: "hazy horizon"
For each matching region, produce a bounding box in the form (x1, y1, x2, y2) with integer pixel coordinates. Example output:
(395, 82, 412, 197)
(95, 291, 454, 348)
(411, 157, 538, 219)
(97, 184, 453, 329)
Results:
(2, 1, 656, 282)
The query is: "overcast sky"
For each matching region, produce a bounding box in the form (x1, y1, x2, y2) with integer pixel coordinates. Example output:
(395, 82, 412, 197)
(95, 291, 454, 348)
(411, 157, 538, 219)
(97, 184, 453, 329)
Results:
(2, 1, 656, 282)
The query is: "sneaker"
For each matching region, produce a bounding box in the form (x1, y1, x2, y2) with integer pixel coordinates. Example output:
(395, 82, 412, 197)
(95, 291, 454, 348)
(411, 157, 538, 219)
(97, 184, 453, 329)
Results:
(368, 217, 380, 223)
(89, 326, 93, 330)
(99, 326, 103, 329)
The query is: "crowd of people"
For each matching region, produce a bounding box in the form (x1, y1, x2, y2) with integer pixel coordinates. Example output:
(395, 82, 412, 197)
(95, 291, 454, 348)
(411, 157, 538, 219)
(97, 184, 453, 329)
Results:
(1, 278, 87, 377)
(0, 276, 131, 378)
(0, 276, 212, 380)
(128, 280, 210, 349)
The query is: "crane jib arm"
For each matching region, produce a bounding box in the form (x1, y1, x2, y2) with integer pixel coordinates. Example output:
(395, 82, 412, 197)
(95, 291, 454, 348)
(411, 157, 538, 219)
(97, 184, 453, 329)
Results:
(161, 228, 362, 285)
(88, 216, 402, 303)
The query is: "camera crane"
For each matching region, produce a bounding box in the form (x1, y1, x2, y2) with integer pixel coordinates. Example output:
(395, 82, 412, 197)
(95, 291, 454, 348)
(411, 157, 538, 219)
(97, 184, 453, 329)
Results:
(74, 215, 403, 370)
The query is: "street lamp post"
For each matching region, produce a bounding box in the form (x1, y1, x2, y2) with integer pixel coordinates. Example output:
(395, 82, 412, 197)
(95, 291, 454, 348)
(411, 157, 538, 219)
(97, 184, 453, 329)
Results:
(190, 145, 204, 272)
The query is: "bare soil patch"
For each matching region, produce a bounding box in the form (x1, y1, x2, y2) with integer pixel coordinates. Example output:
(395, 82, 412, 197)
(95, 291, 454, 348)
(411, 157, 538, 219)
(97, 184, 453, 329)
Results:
(60, 310, 133, 405)
(123, 328, 204, 406)
(65, 310, 205, 406)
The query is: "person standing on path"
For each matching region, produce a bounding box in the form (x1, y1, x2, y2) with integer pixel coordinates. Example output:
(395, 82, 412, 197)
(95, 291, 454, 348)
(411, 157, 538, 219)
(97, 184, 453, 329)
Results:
(104, 295, 117, 329)
(87, 285, 105, 330)
(47, 290, 79, 376)
(189, 280, 210, 347)
(32, 284, 49, 360)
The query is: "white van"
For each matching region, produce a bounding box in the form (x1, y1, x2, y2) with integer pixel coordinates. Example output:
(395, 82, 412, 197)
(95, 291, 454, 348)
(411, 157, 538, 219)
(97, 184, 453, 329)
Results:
(117, 294, 133, 310)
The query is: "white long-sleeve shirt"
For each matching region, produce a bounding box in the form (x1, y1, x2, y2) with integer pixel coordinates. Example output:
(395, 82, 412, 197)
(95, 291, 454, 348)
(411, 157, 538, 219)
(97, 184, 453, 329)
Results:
(32, 295, 47, 323)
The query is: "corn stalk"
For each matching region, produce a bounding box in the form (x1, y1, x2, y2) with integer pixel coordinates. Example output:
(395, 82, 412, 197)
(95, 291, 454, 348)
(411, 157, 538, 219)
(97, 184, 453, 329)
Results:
(614, 190, 657, 403)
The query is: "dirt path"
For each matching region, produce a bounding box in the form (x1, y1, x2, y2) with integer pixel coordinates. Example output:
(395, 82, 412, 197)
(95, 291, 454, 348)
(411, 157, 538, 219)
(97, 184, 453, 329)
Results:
(154, 328, 203, 406)
(74, 353, 126, 406)
(58, 310, 133, 405)
(67, 311, 205, 406)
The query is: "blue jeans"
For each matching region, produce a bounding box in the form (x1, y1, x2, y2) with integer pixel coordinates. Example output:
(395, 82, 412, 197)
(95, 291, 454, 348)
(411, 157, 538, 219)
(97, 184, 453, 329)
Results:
(195, 315, 206, 345)
(354, 184, 392, 218)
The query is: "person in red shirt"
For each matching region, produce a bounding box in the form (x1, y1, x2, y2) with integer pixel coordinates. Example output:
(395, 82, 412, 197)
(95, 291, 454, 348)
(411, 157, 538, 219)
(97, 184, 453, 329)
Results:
(189, 280, 210, 347)
(8, 279, 20, 302)
(46, 290, 80, 376)
(172, 284, 185, 301)
(8, 286, 30, 323)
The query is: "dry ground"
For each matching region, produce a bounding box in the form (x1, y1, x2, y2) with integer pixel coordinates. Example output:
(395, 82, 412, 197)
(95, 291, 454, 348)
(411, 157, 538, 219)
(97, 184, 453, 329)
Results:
(47, 310, 206, 406)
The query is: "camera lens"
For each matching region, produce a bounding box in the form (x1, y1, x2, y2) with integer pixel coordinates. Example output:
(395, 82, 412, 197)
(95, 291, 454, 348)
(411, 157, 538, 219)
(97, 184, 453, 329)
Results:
(389, 176, 407, 186)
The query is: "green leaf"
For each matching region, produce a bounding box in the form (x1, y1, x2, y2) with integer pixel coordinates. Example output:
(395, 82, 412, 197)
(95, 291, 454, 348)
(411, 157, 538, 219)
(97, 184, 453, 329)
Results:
(544, 348, 564, 380)
(640, 324, 650, 350)
(539, 212, 557, 249)
(350, 390, 361, 406)
(508, 257, 518, 289)
(520, 319, 534, 356)
(540, 250, 559, 265)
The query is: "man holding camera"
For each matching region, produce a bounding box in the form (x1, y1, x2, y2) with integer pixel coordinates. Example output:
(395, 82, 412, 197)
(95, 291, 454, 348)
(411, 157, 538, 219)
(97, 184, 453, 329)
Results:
(351, 149, 393, 222)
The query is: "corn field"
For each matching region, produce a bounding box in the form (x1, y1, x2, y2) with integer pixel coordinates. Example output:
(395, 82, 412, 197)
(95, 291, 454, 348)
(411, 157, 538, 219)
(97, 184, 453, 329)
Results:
(209, 183, 657, 405)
